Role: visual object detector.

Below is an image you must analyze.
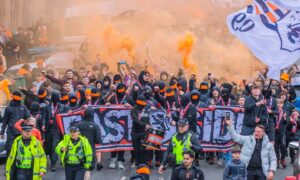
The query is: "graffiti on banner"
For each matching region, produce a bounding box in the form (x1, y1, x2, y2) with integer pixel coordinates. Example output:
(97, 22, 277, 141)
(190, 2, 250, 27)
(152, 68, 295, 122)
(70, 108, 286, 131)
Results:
(56, 106, 243, 152)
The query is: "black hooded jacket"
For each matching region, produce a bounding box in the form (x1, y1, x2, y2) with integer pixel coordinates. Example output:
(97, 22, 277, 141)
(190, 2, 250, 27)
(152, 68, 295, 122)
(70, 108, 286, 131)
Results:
(1, 100, 30, 135)
(130, 95, 150, 133)
(173, 93, 197, 133)
(190, 90, 207, 108)
(77, 108, 101, 152)
(102, 76, 111, 96)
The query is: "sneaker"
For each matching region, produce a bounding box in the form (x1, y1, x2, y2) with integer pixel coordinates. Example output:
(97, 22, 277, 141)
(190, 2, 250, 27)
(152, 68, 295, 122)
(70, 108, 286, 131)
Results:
(97, 163, 103, 171)
(218, 158, 223, 166)
(109, 158, 117, 169)
(281, 159, 287, 168)
(118, 161, 125, 169)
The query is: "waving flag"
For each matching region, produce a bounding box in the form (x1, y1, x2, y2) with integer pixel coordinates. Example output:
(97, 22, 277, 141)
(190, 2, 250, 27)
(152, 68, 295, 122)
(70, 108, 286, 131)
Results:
(227, 0, 300, 80)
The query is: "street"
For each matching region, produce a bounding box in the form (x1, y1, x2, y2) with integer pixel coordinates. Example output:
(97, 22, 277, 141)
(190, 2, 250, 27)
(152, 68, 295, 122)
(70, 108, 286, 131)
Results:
(0, 152, 294, 180)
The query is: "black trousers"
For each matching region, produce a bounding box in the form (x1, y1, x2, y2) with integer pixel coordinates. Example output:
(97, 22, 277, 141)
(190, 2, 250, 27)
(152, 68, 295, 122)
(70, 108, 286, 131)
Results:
(45, 131, 60, 166)
(147, 150, 163, 162)
(131, 132, 147, 166)
(275, 132, 286, 160)
(16, 168, 33, 180)
(247, 168, 266, 180)
(6, 133, 18, 156)
(111, 151, 125, 162)
(65, 165, 86, 180)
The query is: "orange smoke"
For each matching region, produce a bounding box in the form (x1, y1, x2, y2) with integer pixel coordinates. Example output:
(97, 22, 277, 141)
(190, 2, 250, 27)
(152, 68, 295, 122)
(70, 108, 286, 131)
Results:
(101, 25, 136, 64)
(120, 36, 136, 60)
(177, 32, 197, 73)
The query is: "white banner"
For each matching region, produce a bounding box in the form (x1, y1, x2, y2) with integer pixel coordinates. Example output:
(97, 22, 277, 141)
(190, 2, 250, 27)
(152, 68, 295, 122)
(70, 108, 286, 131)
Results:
(227, 0, 300, 80)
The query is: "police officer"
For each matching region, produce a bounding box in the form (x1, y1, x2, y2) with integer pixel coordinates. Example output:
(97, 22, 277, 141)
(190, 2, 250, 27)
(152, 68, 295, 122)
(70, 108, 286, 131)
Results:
(56, 126, 93, 180)
(0, 91, 30, 156)
(171, 150, 205, 180)
(6, 124, 46, 180)
(158, 118, 202, 175)
(77, 107, 102, 173)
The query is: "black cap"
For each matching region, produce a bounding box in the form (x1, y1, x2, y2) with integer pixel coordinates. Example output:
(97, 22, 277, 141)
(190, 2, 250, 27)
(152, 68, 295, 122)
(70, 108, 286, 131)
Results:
(22, 124, 33, 132)
(178, 118, 189, 126)
(70, 126, 79, 132)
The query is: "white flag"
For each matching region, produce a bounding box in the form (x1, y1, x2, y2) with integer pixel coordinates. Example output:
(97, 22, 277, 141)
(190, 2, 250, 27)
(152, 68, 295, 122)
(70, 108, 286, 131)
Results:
(227, 0, 300, 80)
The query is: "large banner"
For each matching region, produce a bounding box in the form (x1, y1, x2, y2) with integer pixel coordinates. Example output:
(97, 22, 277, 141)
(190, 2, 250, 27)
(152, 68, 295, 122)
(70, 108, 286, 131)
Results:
(227, 0, 300, 80)
(57, 106, 244, 152)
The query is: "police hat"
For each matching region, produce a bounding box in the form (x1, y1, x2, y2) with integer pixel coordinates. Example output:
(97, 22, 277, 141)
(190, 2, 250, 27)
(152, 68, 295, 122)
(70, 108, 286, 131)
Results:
(178, 118, 189, 126)
(22, 124, 33, 132)
(69, 126, 79, 132)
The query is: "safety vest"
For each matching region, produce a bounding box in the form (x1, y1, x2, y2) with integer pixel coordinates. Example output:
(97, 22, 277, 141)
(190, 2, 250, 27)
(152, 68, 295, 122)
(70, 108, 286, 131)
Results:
(55, 135, 93, 169)
(16, 140, 33, 169)
(65, 140, 85, 165)
(172, 132, 192, 165)
(6, 135, 47, 180)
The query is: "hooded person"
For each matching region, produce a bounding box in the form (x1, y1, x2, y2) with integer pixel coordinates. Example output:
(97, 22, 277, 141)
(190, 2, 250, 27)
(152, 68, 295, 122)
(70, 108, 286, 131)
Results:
(77, 107, 102, 171)
(0, 90, 30, 156)
(153, 81, 167, 109)
(173, 93, 197, 133)
(199, 82, 210, 103)
(95, 80, 103, 94)
(131, 71, 151, 98)
(130, 95, 151, 166)
(102, 76, 111, 96)
(143, 86, 160, 110)
(165, 88, 177, 114)
(190, 89, 207, 108)
(68, 92, 79, 111)
(107, 83, 134, 106)
(60, 91, 69, 105)
(45, 90, 68, 171)
(91, 88, 104, 105)
(174, 79, 188, 107)
(221, 88, 236, 106)
(221, 83, 236, 101)
(113, 74, 122, 85)
(30, 101, 44, 133)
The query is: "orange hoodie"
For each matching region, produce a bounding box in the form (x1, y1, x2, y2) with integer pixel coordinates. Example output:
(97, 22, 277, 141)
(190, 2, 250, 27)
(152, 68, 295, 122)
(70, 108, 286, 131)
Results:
(14, 119, 43, 145)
